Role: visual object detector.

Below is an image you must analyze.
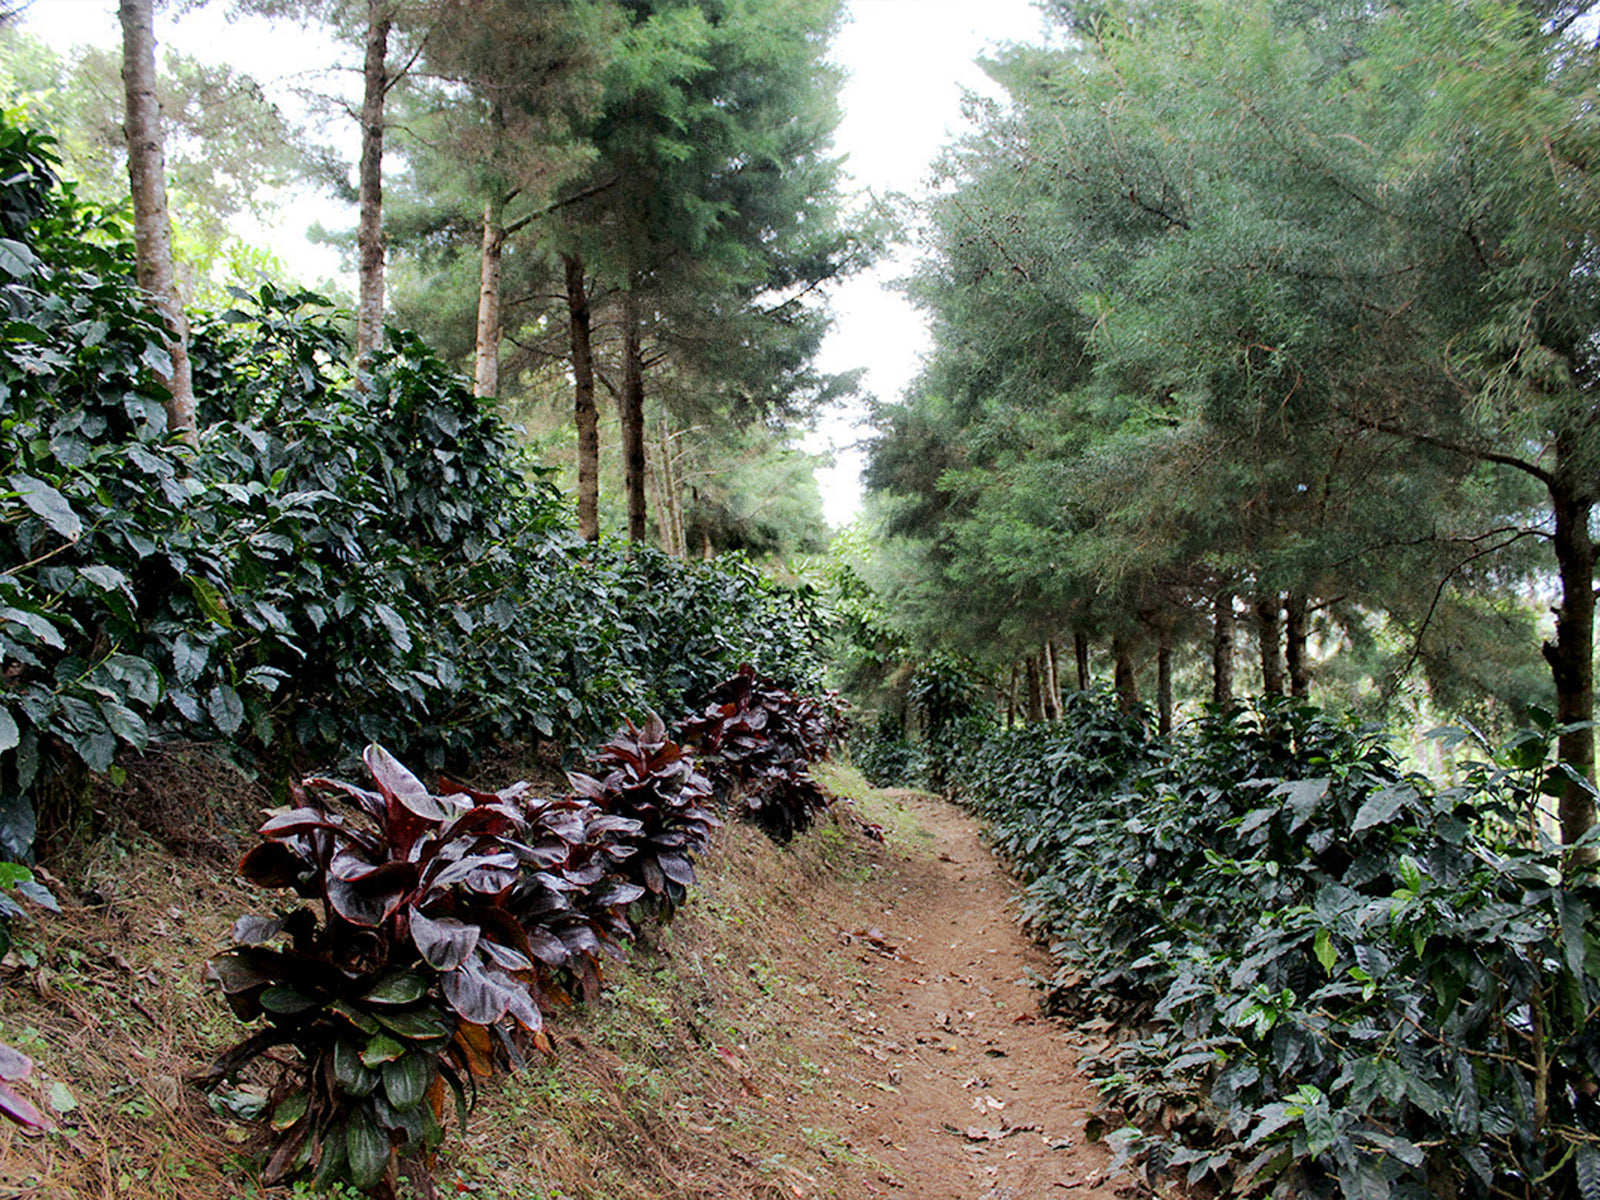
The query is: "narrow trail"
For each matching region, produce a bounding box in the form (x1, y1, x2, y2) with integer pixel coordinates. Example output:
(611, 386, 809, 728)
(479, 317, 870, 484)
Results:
(791, 789, 1124, 1200)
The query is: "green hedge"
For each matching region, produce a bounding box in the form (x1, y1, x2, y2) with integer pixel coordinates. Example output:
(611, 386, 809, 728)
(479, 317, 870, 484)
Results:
(961, 693, 1600, 1200)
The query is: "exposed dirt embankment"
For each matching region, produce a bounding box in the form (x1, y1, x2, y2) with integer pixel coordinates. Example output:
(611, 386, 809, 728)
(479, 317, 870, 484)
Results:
(0, 761, 1120, 1200)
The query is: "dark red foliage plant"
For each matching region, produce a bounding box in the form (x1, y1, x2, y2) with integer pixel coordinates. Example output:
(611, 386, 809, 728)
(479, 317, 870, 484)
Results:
(568, 715, 720, 920)
(679, 666, 844, 843)
(205, 746, 557, 1197)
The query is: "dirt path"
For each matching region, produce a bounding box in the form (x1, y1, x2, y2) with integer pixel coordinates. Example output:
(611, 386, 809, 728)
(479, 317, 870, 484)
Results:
(794, 789, 1122, 1200)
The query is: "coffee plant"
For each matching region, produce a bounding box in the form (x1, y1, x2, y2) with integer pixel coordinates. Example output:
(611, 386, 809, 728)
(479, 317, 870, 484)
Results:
(0, 110, 831, 864)
(958, 694, 1600, 1200)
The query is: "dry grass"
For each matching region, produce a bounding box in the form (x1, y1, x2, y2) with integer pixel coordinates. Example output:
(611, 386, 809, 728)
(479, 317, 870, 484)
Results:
(0, 748, 907, 1200)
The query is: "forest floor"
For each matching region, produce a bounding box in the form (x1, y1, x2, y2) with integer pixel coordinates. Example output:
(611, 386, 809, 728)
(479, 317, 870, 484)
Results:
(0, 755, 1128, 1200)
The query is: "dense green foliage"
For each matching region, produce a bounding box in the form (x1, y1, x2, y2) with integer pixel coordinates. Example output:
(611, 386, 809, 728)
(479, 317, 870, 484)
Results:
(0, 114, 827, 862)
(865, 0, 1598, 757)
(963, 695, 1600, 1199)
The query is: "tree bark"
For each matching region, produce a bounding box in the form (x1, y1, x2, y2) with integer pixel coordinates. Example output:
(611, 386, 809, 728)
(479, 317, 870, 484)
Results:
(620, 287, 648, 542)
(1113, 634, 1139, 714)
(356, 0, 391, 364)
(1006, 663, 1018, 728)
(473, 199, 504, 398)
(119, 0, 195, 445)
(1075, 632, 1090, 691)
(1025, 655, 1044, 723)
(563, 254, 599, 542)
(1256, 594, 1285, 697)
(1285, 591, 1311, 699)
(1212, 589, 1235, 705)
(1157, 623, 1174, 736)
(1544, 479, 1596, 865)
(1043, 640, 1061, 721)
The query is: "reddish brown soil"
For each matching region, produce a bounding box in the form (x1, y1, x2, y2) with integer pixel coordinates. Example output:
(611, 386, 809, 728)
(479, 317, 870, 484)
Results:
(787, 789, 1122, 1200)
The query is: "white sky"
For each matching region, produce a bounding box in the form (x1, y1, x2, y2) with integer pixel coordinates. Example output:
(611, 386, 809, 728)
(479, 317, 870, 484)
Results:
(21, 0, 1049, 526)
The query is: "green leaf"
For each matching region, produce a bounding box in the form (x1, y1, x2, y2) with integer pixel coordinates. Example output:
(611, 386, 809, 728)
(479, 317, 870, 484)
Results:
(9, 474, 81, 541)
(258, 985, 320, 1016)
(382, 1051, 430, 1110)
(0, 707, 18, 754)
(334, 1038, 380, 1097)
(270, 1090, 308, 1132)
(372, 603, 414, 653)
(362, 970, 429, 1006)
(0, 237, 39, 278)
(360, 1033, 407, 1068)
(1351, 784, 1411, 834)
(1314, 928, 1335, 973)
(206, 685, 245, 736)
(345, 1106, 389, 1191)
(185, 575, 234, 629)
(1577, 1146, 1600, 1200)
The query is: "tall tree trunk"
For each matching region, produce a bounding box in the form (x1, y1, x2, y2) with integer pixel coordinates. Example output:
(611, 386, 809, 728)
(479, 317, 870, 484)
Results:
(356, 0, 391, 363)
(1025, 656, 1044, 724)
(619, 287, 648, 542)
(1113, 634, 1140, 714)
(564, 254, 599, 542)
(1285, 591, 1311, 699)
(1544, 478, 1596, 865)
(1075, 632, 1090, 691)
(119, 0, 195, 445)
(1043, 640, 1061, 721)
(473, 198, 504, 398)
(1212, 589, 1235, 705)
(1157, 622, 1174, 736)
(654, 409, 687, 556)
(1006, 663, 1018, 728)
(1256, 594, 1285, 697)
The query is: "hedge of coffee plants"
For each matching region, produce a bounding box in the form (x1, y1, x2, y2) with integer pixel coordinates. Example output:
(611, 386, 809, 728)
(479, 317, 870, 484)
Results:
(0, 112, 825, 863)
(960, 691, 1600, 1200)
(211, 667, 843, 1195)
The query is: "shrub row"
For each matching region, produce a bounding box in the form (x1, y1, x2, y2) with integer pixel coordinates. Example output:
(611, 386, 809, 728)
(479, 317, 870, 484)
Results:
(960, 692, 1600, 1200)
(209, 669, 842, 1196)
(0, 114, 825, 862)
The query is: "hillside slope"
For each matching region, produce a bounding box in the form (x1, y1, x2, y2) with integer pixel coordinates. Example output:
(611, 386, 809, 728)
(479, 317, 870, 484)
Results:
(0, 758, 1119, 1199)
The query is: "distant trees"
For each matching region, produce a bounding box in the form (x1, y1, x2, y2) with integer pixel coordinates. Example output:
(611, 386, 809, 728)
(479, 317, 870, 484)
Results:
(867, 0, 1599, 845)
(386, 0, 874, 547)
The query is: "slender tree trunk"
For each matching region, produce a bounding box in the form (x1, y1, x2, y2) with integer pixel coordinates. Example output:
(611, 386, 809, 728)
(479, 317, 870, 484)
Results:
(1113, 634, 1140, 714)
(356, 0, 391, 363)
(1043, 640, 1061, 721)
(1256, 594, 1285, 697)
(1006, 663, 1018, 728)
(473, 199, 504, 398)
(700, 529, 713, 560)
(119, 0, 195, 445)
(1157, 623, 1174, 736)
(654, 409, 687, 556)
(619, 287, 648, 542)
(1075, 632, 1090, 691)
(1544, 478, 1596, 864)
(1025, 656, 1044, 723)
(1212, 589, 1235, 705)
(563, 254, 599, 542)
(1285, 591, 1311, 699)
